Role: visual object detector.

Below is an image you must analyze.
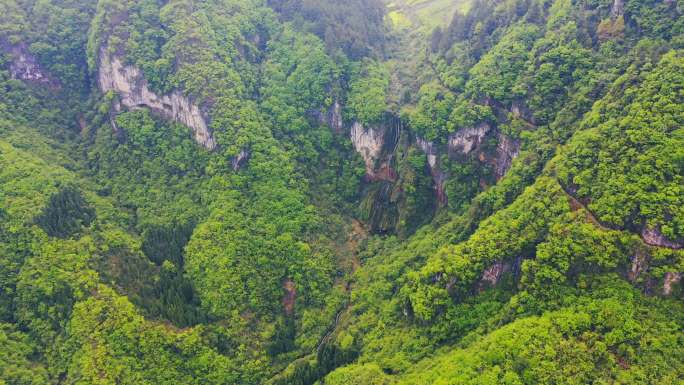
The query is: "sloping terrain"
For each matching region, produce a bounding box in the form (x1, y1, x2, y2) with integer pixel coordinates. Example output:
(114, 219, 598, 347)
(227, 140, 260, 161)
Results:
(0, 0, 682, 384)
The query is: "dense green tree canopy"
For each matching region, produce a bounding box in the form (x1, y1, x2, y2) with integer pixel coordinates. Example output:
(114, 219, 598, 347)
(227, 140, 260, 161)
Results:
(0, 0, 682, 384)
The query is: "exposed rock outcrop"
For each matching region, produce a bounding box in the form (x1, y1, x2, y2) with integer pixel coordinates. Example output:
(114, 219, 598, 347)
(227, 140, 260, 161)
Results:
(351, 122, 384, 176)
(492, 133, 520, 180)
(628, 250, 648, 282)
(448, 123, 491, 156)
(319, 100, 343, 133)
(663, 272, 681, 296)
(476, 258, 521, 292)
(2, 42, 57, 87)
(361, 180, 405, 234)
(416, 137, 447, 205)
(479, 261, 510, 289)
(329, 100, 343, 133)
(98, 51, 216, 150)
(641, 226, 682, 249)
(510, 99, 536, 127)
(611, 0, 625, 18)
(231, 149, 250, 171)
(351, 119, 399, 182)
(416, 137, 438, 170)
(282, 279, 296, 316)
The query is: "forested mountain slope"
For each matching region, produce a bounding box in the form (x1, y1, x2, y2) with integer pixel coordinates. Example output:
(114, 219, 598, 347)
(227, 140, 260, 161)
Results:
(0, 0, 682, 384)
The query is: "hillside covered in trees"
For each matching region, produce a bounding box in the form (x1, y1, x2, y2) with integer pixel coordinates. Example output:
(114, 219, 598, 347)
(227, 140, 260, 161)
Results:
(0, 0, 682, 384)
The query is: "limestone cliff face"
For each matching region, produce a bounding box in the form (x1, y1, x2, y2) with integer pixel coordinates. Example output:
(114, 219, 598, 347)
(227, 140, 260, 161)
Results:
(351, 120, 398, 181)
(2, 42, 56, 87)
(98, 51, 216, 150)
(351, 121, 384, 174)
(448, 123, 518, 181)
(448, 123, 491, 156)
(492, 133, 520, 180)
(282, 279, 296, 316)
(416, 137, 438, 169)
(416, 137, 447, 205)
(475, 257, 524, 293)
(627, 250, 681, 296)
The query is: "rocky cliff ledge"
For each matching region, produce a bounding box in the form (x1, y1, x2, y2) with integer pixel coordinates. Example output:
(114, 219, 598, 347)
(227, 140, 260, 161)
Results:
(98, 51, 216, 150)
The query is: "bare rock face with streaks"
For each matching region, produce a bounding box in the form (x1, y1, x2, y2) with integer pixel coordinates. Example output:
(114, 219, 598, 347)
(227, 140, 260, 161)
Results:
(282, 279, 297, 316)
(628, 251, 648, 282)
(448, 123, 491, 156)
(98, 51, 216, 150)
(351, 120, 398, 181)
(492, 133, 520, 180)
(416, 137, 447, 205)
(231, 149, 250, 171)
